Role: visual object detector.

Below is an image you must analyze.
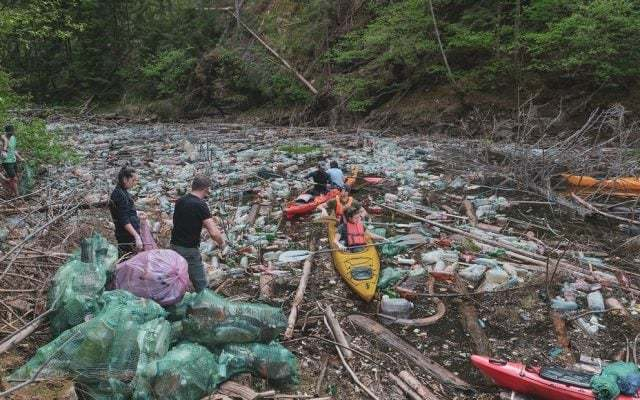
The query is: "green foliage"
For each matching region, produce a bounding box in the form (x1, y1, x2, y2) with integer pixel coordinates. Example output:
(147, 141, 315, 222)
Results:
(12, 120, 77, 166)
(0, 70, 22, 120)
(142, 49, 197, 97)
(524, 0, 640, 83)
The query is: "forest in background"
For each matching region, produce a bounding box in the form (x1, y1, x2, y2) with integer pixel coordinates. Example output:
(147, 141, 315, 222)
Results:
(1, 0, 640, 126)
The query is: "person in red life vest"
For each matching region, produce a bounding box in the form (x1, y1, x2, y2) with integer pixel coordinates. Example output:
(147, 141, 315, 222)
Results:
(318, 188, 356, 222)
(333, 205, 385, 251)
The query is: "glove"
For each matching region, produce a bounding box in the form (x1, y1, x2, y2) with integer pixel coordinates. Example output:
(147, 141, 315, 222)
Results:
(337, 242, 346, 251)
(134, 235, 143, 251)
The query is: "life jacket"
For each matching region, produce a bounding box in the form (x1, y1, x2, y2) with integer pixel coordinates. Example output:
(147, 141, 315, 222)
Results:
(334, 195, 353, 218)
(346, 221, 366, 247)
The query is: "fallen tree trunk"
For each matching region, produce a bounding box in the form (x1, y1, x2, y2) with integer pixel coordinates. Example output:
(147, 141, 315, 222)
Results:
(347, 315, 471, 390)
(462, 199, 478, 227)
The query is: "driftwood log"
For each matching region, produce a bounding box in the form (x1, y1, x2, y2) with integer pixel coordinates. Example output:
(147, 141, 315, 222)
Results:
(284, 242, 314, 339)
(399, 370, 441, 400)
(348, 315, 471, 390)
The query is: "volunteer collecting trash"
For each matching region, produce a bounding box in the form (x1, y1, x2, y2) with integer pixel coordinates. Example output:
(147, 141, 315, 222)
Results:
(305, 161, 330, 196)
(1, 125, 24, 196)
(326, 160, 345, 189)
(109, 166, 143, 259)
(170, 174, 226, 292)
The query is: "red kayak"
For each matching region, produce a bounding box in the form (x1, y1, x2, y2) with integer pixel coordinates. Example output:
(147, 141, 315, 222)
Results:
(284, 189, 341, 219)
(471, 355, 640, 400)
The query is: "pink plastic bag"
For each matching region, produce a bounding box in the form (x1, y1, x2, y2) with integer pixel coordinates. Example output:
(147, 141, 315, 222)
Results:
(140, 218, 158, 251)
(115, 249, 189, 306)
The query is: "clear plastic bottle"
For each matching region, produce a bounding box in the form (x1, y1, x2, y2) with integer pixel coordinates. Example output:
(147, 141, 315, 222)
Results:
(380, 295, 414, 324)
(587, 291, 605, 313)
(551, 296, 579, 312)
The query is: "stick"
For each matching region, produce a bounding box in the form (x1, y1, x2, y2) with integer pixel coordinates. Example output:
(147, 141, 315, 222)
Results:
(0, 331, 80, 397)
(398, 370, 441, 400)
(571, 192, 640, 225)
(0, 204, 80, 281)
(323, 305, 353, 359)
(323, 317, 380, 400)
(388, 373, 423, 400)
(226, 10, 318, 94)
(215, 381, 276, 400)
(462, 200, 478, 227)
(347, 315, 471, 390)
(0, 309, 52, 354)
(550, 310, 575, 365)
(284, 242, 314, 339)
(315, 356, 328, 396)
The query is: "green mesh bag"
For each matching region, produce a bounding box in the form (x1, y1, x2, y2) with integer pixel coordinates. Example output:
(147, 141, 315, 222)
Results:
(170, 289, 287, 345)
(132, 342, 225, 400)
(591, 362, 640, 400)
(48, 234, 118, 336)
(219, 342, 299, 386)
(10, 291, 167, 398)
(17, 163, 34, 196)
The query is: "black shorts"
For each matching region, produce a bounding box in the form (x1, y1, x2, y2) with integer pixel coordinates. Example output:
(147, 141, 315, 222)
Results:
(2, 163, 16, 178)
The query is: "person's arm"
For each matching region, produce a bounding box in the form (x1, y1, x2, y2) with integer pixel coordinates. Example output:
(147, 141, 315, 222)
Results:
(15, 150, 24, 162)
(333, 231, 346, 250)
(124, 223, 143, 249)
(367, 230, 386, 242)
(203, 218, 225, 248)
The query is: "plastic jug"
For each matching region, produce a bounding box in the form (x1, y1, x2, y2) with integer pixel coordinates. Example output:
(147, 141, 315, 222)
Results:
(380, 295, 414, 324)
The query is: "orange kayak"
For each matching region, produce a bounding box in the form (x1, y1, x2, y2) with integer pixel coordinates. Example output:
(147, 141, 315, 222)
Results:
(563, 174, 640, 191)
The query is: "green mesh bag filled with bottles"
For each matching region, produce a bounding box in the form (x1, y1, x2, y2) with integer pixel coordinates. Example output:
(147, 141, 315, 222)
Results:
(48, 234, 118, 336)
(10, 291, 168, 399)
(169, 289, 287, 346)
(219, 342, 299, 386)
(132, 342, 226, 400)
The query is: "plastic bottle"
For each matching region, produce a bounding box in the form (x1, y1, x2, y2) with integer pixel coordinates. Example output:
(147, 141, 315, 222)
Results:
(380, 295, 414, 324)
(562, 282, 577, 302)
(551, 296, 579, 312)
(459, 264, 487, 283)
(587, 291, 605, 313)
(576, 318, 598, 335)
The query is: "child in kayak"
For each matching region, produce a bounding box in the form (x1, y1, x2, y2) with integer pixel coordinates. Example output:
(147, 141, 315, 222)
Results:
(334, 205, 385, 251)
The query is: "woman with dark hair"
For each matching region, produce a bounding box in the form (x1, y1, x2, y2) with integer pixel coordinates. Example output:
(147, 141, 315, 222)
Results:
(1, 125, 24, 196)
(333, 205, 385, 251)
(109, 166, 142, 258)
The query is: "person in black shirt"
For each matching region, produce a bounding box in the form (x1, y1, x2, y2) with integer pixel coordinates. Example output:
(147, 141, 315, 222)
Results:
(306, 162, 330, 196)
(109, 166, 142, 259)
(171, 174, 226, 292)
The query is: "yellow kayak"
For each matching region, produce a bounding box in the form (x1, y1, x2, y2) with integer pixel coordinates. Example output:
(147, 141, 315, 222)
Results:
(326, 219, 380, 302)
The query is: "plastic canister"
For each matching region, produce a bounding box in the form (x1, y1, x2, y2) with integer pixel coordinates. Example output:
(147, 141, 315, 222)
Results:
(380, 295, 414, 325)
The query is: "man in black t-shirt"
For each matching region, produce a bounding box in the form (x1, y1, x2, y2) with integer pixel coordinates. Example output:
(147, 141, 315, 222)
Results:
(170, 175, 226, 292)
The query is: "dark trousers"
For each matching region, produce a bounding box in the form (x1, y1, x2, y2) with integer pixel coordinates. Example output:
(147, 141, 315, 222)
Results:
(171, 244, 207, 292)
